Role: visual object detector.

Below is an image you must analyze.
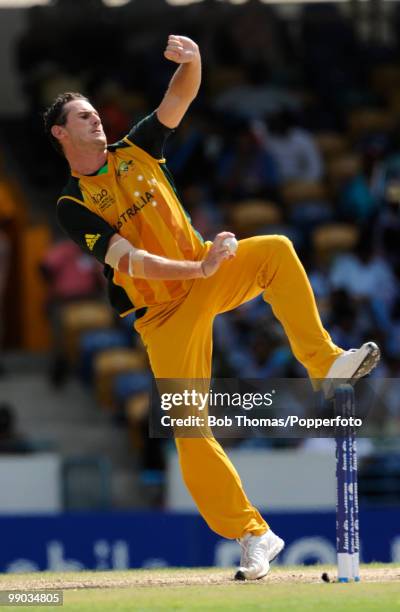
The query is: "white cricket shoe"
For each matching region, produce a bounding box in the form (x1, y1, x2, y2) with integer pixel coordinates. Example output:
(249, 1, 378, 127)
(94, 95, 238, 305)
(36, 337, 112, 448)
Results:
(323, 341, 380, 398)
(235, 529, 285, 581)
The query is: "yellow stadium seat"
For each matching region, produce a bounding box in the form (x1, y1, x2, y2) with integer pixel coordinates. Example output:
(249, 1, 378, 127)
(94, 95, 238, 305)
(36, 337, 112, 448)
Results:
(371, 65, 400, 96)
(61, 301, 114, 362)
(326, 154, 362, 189)
(207, 67, 246, 95)
(387, 91, 400, 114)
(93, 347, 148, 410)
(126, 392, 150, 450)
(281, 180, 329, 206)
(229, 200, 282, 237)
(313, 223, 359, 263)
(348, 108, 394, 139)
(315, 132, 349, 160)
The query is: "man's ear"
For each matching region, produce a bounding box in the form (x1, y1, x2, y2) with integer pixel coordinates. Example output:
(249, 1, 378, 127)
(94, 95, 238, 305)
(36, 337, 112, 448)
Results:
(51, 124, 65, 142)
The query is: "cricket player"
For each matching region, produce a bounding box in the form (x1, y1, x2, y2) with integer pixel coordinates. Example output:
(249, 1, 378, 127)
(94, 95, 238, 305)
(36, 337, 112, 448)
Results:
(44, 35, 380, 580)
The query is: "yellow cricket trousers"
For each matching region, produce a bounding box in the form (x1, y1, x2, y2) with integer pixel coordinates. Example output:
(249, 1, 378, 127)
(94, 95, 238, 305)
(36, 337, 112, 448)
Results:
(134, 235, 342, 539)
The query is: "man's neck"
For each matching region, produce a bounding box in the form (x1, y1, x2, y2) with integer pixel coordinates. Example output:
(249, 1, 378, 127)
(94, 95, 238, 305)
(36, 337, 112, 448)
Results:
(68, 148, 108, 176)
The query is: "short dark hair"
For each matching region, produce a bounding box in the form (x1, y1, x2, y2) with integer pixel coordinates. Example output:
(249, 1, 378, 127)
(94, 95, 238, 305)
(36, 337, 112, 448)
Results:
(43, 92, 89, 155)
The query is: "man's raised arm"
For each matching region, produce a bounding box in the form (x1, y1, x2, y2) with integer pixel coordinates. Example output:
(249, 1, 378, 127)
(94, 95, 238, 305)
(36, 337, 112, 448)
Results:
(156, 35, 201, 129)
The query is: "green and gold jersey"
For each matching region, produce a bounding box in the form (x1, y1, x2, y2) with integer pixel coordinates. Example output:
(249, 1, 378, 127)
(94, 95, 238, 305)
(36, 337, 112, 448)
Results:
(57, 112, 207, 317)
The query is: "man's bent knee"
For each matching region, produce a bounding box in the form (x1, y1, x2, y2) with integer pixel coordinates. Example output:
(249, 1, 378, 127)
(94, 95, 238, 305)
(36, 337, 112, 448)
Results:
(262, 234, 294, 254)
(270, 234, 293, 248)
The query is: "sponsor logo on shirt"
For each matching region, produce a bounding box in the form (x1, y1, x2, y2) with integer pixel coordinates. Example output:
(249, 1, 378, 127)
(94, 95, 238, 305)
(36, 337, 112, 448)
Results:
(112, 192, 153, 231)
(85, 233, 101, 251)
(90, 188, 115, 212)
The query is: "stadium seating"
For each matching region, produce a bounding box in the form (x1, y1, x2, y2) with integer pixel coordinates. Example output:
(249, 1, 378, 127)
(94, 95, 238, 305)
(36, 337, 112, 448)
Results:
(79, 328, 131, 385)
(347, 108, 395, 140)
(312, 223, 359, 263)
(315, 132, 349, 161)
(229, 200, 282, 238)
(94, 348, 148, 410)
(326, 154, 362, 192)
(60, 301, 114, 364)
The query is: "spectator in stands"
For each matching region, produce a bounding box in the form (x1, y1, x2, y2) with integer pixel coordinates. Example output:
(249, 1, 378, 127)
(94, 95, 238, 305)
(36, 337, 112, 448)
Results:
(338, 171, 377, 223)
(265, 108, 323, 183)
(41, 238, 105, 386)
(329, 234, 397, 308)
(373, 147, 400, 279)
(41, 238, 104, 304)
(164, 113, 212, 189)
(327, 289, 366, 351)
(328, 233, 398, 357)
(214, 63, 300, 120)
(338, 142, 383, 223)
(227, 324, 293, 379)
(217, 121, 279, 201)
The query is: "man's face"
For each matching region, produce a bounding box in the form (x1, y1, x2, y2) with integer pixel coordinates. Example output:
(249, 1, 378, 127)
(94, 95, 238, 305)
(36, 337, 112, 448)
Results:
(53, 99, 107, 152)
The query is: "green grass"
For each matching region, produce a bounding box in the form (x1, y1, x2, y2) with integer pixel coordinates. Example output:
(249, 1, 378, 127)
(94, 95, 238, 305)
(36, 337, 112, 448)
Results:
(0, 565, 398, 611)
(63, 583, 400, 611)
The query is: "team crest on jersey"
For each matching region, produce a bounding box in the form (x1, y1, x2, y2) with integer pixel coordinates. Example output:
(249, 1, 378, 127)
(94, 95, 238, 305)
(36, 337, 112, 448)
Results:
(117, 160, 134, 177)
(85, 233, 101, 251)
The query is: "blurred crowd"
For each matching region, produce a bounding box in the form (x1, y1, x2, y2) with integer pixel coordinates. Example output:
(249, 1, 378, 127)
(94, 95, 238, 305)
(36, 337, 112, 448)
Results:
(1, 0, 400, 498)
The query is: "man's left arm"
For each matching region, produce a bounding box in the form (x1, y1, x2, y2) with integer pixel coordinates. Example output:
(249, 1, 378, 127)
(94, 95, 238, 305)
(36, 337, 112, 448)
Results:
(156, 35, 201, 129)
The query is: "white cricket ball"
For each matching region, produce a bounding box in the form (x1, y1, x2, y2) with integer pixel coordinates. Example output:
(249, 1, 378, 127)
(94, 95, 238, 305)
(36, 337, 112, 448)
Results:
(222, 236, 238, 254)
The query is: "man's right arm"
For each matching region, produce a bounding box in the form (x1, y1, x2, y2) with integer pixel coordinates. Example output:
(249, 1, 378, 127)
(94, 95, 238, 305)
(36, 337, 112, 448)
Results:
(106, 232, 236, 279)
(57, 200, 235, 279)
